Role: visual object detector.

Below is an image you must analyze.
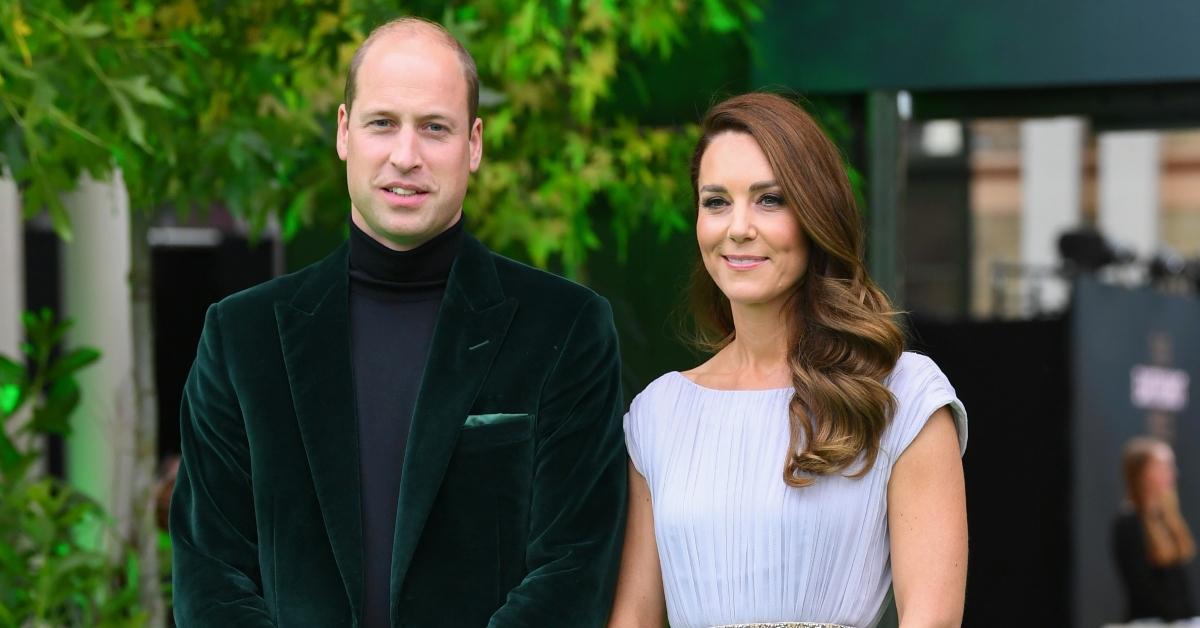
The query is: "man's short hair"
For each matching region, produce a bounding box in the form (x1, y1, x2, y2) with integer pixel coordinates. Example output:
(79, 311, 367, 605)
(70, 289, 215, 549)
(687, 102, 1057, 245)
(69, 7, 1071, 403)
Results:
(343, 17, 480, 123)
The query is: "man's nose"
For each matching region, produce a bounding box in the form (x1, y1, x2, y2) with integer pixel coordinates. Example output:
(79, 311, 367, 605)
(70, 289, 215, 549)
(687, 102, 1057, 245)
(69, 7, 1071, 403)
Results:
(389, 127, 422, 172)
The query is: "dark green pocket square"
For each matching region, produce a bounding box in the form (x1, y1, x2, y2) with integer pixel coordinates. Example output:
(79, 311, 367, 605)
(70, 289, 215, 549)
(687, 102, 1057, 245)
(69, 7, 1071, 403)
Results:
(462, 413, 531, 428)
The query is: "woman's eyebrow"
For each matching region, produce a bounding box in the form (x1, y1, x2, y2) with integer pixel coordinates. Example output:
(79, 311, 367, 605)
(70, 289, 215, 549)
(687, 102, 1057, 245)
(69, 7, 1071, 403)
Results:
(749, 180, 779, 192)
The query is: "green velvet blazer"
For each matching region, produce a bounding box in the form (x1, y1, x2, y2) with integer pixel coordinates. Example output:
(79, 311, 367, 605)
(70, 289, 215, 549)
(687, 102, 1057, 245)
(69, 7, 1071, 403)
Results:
(170, 235, 628, 627)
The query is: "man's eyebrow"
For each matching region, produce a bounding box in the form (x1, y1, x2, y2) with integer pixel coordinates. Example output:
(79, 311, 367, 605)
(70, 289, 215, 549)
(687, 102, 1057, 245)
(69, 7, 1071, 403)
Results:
(416, 112, 456, 126)
(356, 109, 459, 128)
(357, 108, 395, 120)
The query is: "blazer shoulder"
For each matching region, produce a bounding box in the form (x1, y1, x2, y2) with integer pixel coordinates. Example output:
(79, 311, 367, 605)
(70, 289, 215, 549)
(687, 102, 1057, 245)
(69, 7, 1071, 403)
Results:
(489, 252, 604, 310)
(214, 244, 344, 320)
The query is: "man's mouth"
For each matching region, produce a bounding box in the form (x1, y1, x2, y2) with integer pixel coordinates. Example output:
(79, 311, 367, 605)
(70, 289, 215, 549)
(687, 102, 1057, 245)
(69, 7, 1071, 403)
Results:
(385, 186, 425, 196)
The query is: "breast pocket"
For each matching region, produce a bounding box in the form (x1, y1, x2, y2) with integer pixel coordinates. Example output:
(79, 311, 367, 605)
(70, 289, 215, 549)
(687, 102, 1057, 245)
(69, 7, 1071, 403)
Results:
(458, 413, 534, 450)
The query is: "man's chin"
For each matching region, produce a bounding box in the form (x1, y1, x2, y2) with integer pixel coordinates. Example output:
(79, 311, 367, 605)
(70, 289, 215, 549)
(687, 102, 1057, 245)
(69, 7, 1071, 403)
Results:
(377, 220, 452, 251)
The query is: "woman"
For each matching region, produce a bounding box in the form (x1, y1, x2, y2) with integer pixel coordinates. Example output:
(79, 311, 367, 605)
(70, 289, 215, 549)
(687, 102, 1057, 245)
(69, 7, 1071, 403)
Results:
(609, 93, 968, 628)
(1113, 437, 1196, 622)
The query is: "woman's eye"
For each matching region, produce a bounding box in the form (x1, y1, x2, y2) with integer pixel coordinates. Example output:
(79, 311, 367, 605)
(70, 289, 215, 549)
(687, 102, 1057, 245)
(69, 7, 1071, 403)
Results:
(759, 193, 784, 207)
(702, 197, 729, 209)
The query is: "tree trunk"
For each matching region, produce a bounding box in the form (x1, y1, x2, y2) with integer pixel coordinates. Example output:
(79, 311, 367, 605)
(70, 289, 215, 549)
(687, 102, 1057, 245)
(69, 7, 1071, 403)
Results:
(60, 170, 161, 623)
(0, 171, 33, 459)
(0, 172, 21, 359)
(129, 207, 163, 625)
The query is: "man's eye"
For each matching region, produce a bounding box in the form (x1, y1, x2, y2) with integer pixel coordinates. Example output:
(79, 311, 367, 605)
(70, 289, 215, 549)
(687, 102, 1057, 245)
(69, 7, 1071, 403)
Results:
(427, 123, 448, 133)
(369, 119, 392, 128)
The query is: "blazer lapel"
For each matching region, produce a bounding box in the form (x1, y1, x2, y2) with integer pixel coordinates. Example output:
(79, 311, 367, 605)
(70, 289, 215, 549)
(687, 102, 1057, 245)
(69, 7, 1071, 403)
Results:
(389, 236, 516, 612)
(274, 243, 364, 620)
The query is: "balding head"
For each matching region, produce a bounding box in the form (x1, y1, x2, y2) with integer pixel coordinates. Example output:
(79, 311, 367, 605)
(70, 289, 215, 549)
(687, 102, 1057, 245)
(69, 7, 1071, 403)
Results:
(344, 17, 479, 122)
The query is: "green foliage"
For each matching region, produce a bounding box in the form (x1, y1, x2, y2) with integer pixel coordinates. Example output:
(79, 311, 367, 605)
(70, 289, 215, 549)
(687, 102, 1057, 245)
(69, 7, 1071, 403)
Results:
(456, 0, 757, 270)
(0, 0, 762, 275)
(0, 309, 146, 627)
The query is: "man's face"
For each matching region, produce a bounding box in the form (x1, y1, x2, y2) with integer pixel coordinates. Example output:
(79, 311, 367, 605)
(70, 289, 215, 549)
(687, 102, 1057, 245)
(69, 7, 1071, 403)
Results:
(337, 30, 482, 251)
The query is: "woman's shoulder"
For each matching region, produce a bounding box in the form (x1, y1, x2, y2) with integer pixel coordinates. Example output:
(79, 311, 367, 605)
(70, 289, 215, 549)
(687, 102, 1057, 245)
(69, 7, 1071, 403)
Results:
(884, 351, 957, 401)
(883, 351, 968, 456)
(887, 351, 941, 381)
(624, 371, 697, 477)
(630, 371, 692, 411)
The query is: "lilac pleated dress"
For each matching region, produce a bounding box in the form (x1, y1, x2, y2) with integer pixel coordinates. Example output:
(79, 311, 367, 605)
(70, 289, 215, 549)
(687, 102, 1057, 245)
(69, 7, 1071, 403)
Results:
(624, 352, 968, 628)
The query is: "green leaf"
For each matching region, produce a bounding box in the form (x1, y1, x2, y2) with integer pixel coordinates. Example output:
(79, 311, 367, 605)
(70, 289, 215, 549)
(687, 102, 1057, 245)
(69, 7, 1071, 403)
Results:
(703, 0, 742, 32)
(21, 311, 43, 342)
(109, 89, 147, 149)
(25, 79, 58, 128)
(0, 427, 22, 473)
(0, 47, 36, 80)
(45, 105, 107, 148)
(28, 378, 81, 437)
(509, 1, 540, 46)
(46, 189, 75, 242)
(0, 355, 23, 386)
(45, 315, 71, 348)
(170, 29, 210, 57)
(63, 13, 110, 39)
(0, 383, 20, 416)
(282, 187, 314, 240)
(112, 76, 174, 109)
(3, 125, 28, 177)
(44, 348, 100, 383)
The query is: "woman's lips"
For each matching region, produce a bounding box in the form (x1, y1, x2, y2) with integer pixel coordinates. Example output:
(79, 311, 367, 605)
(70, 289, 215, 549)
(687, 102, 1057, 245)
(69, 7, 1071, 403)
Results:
(722, 255, 767, 270)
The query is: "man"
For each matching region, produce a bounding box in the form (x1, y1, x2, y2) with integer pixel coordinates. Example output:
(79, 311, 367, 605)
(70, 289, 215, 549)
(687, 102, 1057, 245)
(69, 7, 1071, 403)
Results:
(170, 17, 627, 627)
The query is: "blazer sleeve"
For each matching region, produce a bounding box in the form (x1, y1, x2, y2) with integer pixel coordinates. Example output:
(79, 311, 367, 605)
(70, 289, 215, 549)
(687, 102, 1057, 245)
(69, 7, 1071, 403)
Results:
(170, 304, 275, 626)
(487, 294, 628, 628)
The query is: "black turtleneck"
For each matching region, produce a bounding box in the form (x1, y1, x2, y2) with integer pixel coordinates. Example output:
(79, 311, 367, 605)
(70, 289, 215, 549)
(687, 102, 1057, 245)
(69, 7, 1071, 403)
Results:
(348, 217, 463, 628)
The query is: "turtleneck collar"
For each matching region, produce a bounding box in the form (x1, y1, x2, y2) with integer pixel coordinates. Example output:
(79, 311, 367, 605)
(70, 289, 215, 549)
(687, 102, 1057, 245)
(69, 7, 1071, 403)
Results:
(348, 216, 464, 291)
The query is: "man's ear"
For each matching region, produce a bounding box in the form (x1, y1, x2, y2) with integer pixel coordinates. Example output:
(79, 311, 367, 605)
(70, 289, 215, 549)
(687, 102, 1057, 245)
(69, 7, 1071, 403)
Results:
(468, 116, 483, 172)
(336, 104, 350, 160)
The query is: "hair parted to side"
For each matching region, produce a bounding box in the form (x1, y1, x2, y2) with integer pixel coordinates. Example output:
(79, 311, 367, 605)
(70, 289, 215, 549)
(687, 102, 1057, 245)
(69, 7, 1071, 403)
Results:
(344, 17, 480, 122)
(689, 92, 905, 488)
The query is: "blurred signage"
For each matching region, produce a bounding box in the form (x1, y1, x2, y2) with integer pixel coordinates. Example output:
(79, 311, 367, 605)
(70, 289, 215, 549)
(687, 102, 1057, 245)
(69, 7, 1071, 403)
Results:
(756, 0, 1200, 93)
(1131, 365, 1190, 412)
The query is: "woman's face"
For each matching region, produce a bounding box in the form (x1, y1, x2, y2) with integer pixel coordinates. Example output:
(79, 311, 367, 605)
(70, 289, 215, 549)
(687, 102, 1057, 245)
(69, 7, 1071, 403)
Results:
(1142, 445, 1178, 498)
(696, 131, 809, 312)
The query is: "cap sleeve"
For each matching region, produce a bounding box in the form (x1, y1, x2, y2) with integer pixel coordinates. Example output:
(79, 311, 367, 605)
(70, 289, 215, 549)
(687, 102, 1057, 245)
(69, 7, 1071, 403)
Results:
(883, 353, 968, 466)
(623, 391, 650, 478)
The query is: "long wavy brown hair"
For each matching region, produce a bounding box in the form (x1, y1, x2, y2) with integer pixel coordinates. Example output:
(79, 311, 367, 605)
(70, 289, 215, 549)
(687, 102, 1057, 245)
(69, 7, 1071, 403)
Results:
(689, 92, 904, 488)
(1123, 437, 1196, 566)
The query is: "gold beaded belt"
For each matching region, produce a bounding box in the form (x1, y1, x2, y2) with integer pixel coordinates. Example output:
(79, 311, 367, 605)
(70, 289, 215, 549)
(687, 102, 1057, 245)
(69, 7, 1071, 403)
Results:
(709, 624, 855, 628)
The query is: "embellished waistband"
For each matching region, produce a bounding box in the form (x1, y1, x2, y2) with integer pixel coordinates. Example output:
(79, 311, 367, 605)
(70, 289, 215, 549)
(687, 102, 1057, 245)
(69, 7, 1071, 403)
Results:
(709, 623, 855, 628)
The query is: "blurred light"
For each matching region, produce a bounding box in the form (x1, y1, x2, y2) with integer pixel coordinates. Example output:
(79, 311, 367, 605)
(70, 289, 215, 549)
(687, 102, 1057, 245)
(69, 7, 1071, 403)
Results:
(1148, 250, 1187, 283)
(148, 227, 222, 248)
(921, 120, 963, 156)
(896, 90, 912, 120)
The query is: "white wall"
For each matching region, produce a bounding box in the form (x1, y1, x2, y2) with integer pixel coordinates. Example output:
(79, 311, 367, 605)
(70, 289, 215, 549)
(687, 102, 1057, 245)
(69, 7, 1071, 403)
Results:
(1020, 117, 1085, 313)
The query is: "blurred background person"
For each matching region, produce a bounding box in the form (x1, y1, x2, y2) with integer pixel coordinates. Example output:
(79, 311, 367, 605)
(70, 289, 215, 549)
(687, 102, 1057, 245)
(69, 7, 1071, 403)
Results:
(1114, 436, 1197, 622)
